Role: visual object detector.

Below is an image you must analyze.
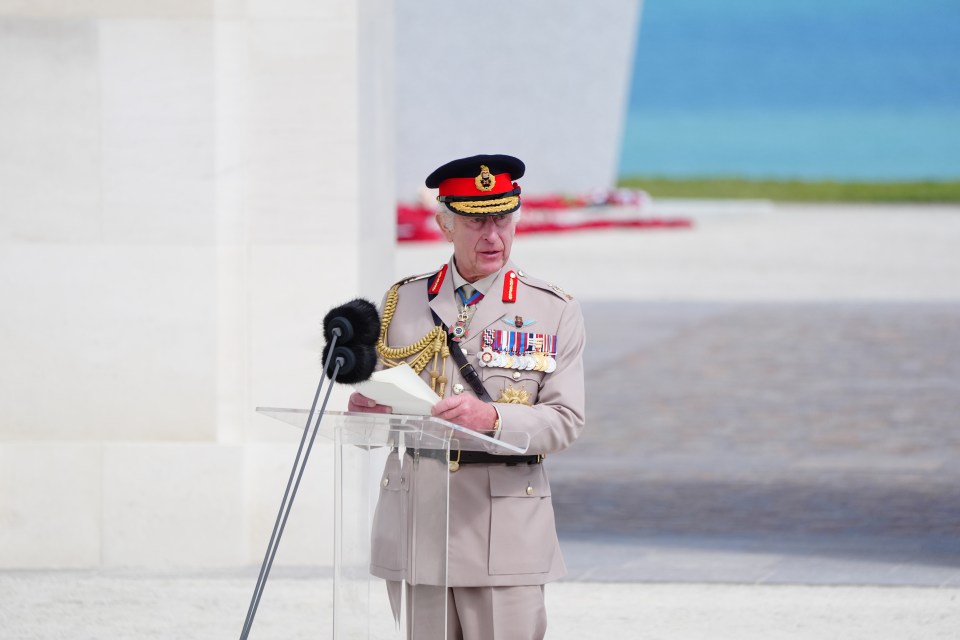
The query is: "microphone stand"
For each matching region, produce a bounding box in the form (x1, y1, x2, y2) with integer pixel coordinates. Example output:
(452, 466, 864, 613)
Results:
(239, 328, 347, 640)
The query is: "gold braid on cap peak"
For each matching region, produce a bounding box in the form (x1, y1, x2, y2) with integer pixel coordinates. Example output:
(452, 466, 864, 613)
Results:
(448, 195, 520, 215)
(376, 283, 450, 397)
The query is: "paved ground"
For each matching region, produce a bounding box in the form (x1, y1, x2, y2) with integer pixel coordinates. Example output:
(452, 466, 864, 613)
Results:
(555, 301, 960, 586)
(2, 570, 959, 639)
(4, 203, 960, 638)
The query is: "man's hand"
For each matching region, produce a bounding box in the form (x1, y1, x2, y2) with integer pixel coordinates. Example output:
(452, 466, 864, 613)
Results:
(432, 394, 497, 432)
(348, 392, 392, 414)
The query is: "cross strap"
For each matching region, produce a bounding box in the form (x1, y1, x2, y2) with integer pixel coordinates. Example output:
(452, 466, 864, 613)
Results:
(430, 307, 494, 402)
(428, 271, 493, 402)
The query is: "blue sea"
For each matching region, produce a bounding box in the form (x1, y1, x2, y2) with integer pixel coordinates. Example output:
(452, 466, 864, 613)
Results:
(619, 0, 960, 180)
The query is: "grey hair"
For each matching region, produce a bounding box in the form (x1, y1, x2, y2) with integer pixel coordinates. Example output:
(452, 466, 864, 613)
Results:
(438, 206, 522, 231)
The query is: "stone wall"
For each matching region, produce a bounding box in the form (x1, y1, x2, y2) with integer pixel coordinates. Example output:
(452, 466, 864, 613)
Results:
(0, 0, 394, 569)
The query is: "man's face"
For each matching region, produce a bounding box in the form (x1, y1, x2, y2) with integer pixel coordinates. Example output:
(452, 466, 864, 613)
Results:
(437, 212, 516, 282)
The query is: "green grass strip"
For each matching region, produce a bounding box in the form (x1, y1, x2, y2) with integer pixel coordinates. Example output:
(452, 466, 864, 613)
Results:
(617, 176, 960, 203)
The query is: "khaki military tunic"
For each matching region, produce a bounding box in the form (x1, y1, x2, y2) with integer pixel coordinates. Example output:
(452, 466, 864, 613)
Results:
(370, 258, 586, 588)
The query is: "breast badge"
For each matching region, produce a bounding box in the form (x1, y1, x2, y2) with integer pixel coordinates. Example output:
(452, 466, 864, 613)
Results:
(496, 386, 532, 405)
(501, 314, 535, 328)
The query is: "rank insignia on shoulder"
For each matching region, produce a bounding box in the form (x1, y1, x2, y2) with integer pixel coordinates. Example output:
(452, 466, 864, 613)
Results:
(428, 264, 448, 295)
(550, 283, 574, 301)
(502, 270, 519, 303)
(501, 314, 535, 328)
(394, 269, 437, 288)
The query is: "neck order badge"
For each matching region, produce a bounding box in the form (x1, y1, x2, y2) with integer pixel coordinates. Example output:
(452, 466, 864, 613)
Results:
(451, 285, 483, 342)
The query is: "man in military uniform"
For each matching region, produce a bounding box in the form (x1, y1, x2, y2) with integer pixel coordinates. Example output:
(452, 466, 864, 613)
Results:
(349, 154, 586, 640)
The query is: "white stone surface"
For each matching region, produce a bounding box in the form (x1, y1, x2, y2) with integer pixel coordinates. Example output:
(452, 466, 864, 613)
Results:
(0, 18, 101, 243)
(102, 443, 244, 568)
(0, 245, 217, 443)
(0, 444, 102, 568)
(242, 17, 360, 246)
(0, 0, 394, 569)
(1, 572, 958, 640)
(243, 441, 335, 566)
(0, 2, 218, 18)
(99, 18, 217, 244)
(547, 582, 960, 640)
(247, 244, 362, 435)
(394, 0, 642, 201)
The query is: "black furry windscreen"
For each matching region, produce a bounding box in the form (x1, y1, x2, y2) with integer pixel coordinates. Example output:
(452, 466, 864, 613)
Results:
(322, 299, 380, 346)
(321, 343, 377, 384)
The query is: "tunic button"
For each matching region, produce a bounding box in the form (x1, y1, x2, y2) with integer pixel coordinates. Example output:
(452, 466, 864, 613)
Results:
(525, 484, 534, 496)
(382, 477, 389, 488)
(453, 383, 464, 395)
(512, 371, 522, 381)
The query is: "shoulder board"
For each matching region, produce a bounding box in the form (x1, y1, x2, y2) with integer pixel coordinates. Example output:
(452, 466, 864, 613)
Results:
(393, 267, 441, 289)
(515, 269, 575, 301)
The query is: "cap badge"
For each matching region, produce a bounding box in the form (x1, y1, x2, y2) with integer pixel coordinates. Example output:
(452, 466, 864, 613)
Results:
(475, 164, 496, 192)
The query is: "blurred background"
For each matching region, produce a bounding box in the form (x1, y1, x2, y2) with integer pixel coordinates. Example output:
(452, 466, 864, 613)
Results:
(2, 0, 959, 636)
(623, 0, 960, 183)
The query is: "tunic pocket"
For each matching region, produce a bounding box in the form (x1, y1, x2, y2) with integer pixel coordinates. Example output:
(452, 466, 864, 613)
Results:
(480, 368, 543, 405)
(487, 464, 556, 575)
(370, 451, 406, 575)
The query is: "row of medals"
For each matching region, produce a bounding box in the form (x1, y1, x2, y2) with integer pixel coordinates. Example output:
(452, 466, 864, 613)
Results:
(455, 300, 557, 373)
(477, 347, 557, 373)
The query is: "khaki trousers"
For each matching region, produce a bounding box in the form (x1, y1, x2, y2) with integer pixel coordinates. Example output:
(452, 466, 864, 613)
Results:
(407, 584, 547, 640)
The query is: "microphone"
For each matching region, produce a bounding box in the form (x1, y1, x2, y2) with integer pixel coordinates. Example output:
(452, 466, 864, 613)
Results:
(321, 298, 380, 383)
(322, 298, 381, 347)
(321, 343, 378, 383)
(240, 298, 381, 640)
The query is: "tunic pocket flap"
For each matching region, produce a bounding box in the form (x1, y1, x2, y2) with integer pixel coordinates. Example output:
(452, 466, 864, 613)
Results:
(488, 465, 551, 498)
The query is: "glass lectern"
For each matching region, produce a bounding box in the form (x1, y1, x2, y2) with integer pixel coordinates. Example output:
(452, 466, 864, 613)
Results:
(256, 408, 531, 640)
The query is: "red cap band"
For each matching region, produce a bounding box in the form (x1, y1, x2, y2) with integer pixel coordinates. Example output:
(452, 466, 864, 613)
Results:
(438, 173, 515, 198)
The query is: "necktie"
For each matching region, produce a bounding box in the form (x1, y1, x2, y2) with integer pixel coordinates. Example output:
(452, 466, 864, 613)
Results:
(452, 285, 483, 341)
(457, 284, 482, 308)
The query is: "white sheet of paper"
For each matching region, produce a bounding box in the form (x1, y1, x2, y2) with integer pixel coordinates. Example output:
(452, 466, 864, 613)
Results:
(353, 364, 438, 416)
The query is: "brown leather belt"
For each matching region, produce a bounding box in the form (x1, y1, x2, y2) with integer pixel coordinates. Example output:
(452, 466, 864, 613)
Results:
(404, 448, 542, 466)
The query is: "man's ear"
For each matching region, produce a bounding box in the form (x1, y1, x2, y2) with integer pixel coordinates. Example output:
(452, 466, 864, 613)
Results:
(435, 212, 455, 242)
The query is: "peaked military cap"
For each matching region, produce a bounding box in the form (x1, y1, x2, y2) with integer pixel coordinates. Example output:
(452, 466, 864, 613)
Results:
(426, 154, 525, 216)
